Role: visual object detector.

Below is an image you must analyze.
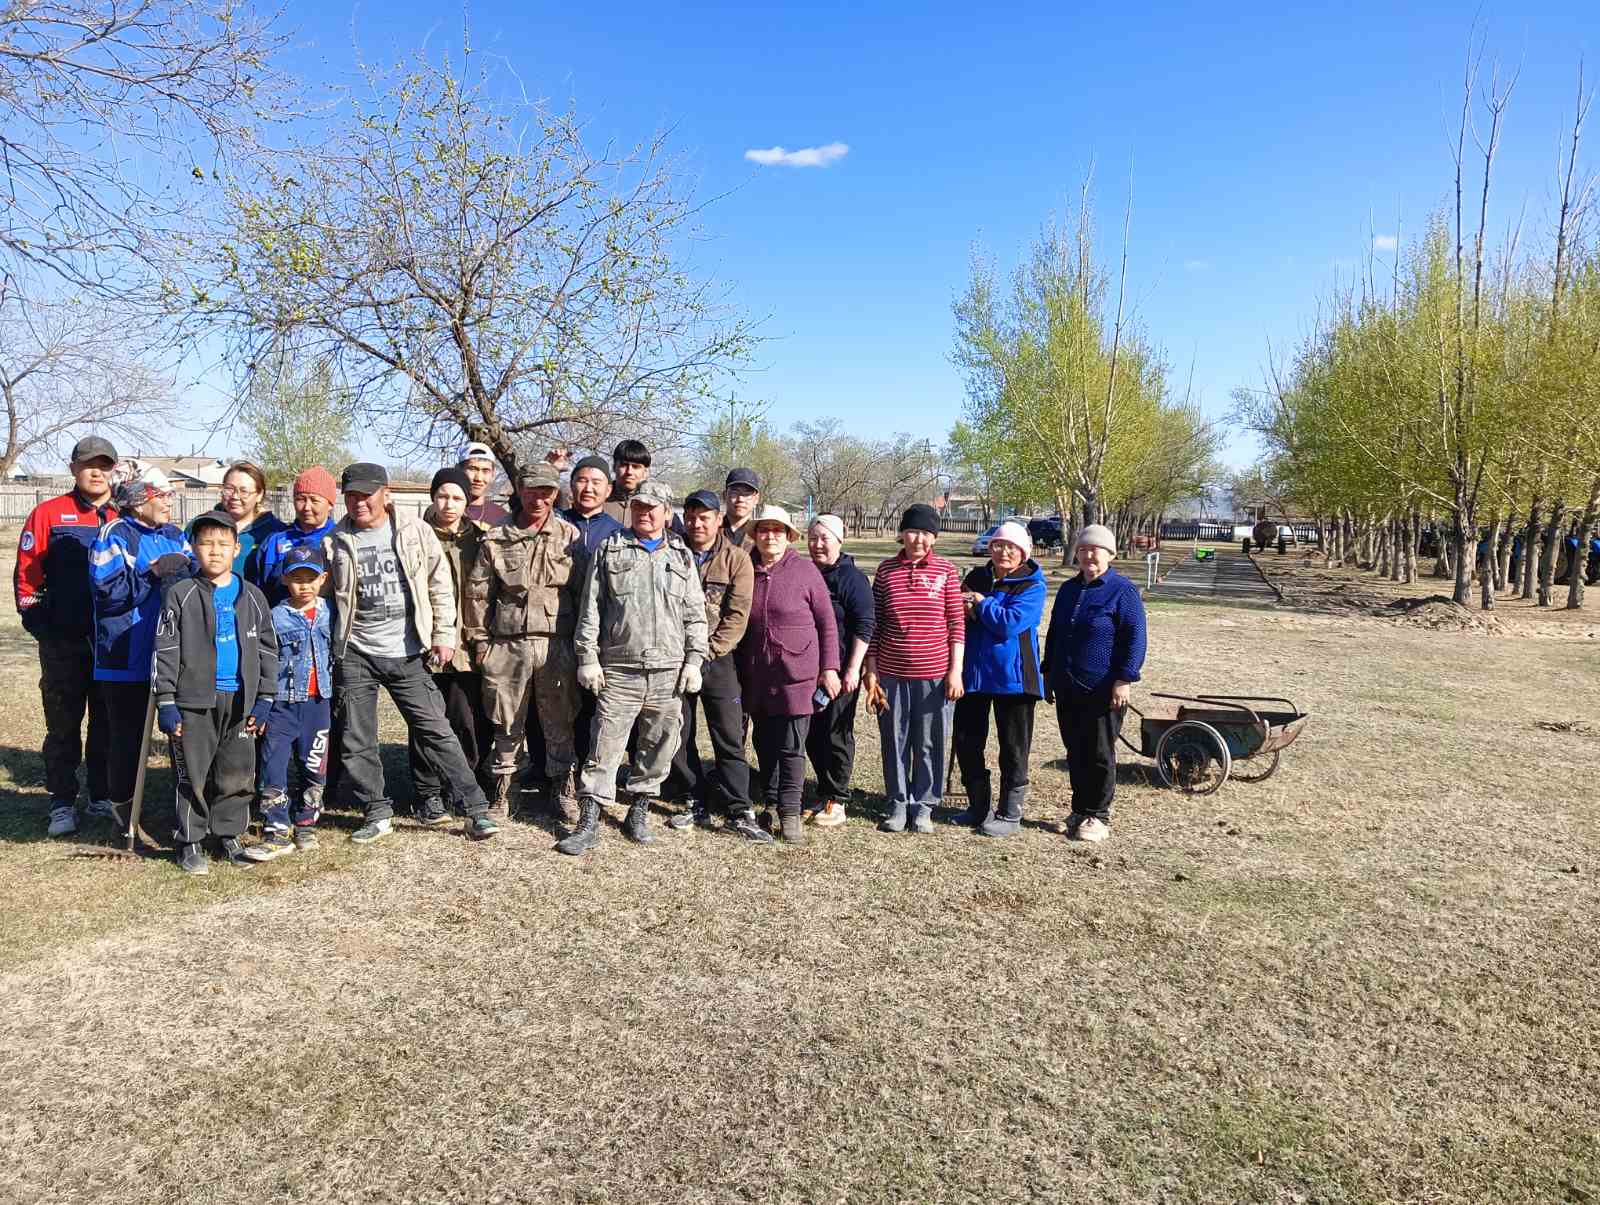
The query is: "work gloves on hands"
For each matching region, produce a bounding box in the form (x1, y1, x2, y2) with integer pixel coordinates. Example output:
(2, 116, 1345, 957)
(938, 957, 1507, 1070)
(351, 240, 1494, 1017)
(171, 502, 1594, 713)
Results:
(157, 703, 183, 736)
(676, 663, 702, 695)
(577, 663, 605, 694)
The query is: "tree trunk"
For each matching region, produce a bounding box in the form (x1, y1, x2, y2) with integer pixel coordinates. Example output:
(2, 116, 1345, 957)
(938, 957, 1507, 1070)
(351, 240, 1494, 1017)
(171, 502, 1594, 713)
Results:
(1451, 502, 1473, 607)
(1389, 516, 1404, 582)
(1564, 475, 1600, 610)
(1537, 499, 1567, 607)
(1406, 507, 1421, 583)
(1494, 513, 1515, 594)
(1519, 499, 1540, 599)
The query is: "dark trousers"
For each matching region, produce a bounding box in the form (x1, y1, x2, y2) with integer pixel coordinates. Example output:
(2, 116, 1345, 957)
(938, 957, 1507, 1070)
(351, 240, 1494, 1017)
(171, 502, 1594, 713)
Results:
(751, 713, 811, 820)
(100, 680, 154, 806)
(334, 648, 489, 823)
(171, 691, 256, 843)
(1054, 687, 1123, 822)
(665, 656, 752, 812)
(804, 686, 860, 801)
(409, 671, 492, 803)
(39, 636, 109, 802)
(954, 692, 1037, 813)
(260, 696, 332, 795)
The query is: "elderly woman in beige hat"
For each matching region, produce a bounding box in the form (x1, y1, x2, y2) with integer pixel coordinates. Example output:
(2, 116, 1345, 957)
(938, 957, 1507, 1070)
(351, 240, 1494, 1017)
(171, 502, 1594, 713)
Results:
(1041, 523, 1148, 843)
(735, 505, 840, 842)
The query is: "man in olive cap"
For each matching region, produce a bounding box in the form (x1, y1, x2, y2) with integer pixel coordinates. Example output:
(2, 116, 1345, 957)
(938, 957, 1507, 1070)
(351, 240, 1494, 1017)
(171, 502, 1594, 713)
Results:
(462, 462, 586, 817)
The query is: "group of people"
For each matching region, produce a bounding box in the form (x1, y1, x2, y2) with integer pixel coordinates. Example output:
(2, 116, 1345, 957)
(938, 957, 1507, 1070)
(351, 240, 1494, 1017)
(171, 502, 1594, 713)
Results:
(15, 433, 1148, 873)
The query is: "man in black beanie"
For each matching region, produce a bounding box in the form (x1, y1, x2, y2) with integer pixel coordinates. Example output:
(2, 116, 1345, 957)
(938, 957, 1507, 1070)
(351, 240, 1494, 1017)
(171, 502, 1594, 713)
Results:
(564, 456, 623, 551)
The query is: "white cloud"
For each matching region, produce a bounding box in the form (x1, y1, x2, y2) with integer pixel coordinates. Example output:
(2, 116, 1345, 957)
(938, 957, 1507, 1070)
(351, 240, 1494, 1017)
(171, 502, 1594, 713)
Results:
(1372, 234, 1398, 251)
(744, 141, 849, 168)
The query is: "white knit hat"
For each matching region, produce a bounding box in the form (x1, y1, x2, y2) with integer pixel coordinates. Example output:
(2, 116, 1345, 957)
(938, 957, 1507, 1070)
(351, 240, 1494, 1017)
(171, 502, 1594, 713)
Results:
(1074, 523, 1117, 555)
(808, 513, 845, 543)
(990, 520, 1032, 558)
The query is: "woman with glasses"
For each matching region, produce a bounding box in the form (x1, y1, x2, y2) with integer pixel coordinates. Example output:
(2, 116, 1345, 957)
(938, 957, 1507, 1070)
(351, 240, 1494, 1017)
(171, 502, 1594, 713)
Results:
(90, 463, 195, 826)
(219, 461, 287, 585)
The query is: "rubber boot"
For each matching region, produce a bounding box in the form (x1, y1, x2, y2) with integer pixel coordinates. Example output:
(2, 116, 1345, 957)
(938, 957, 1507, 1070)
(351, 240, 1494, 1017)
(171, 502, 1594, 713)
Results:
(951, 773, 992, 827)
(625, 795, 655, 845)
(779, 809, 806, 844)
(555, 797, 601, 856)
(980, 795, 1023, 838)
(487, 773, 514, 820)
(878, 800, 908, 833)
(909, 803, 934, 834)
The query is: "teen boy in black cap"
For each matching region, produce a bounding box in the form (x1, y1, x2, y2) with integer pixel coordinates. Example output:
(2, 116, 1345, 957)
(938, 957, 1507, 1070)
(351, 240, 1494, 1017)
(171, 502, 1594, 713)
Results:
(723, 468, 761, 546)
(153, 509, 279, 874)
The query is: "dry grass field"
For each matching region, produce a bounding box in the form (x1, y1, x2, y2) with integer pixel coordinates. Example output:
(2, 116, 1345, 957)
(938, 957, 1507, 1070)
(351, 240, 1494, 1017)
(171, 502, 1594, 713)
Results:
(0, 537, 1596, 1203)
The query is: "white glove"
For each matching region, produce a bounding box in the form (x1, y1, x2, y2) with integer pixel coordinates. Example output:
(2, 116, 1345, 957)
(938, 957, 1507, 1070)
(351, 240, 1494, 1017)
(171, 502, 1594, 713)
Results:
(676, 663, 702, 695)
(577, 663, 605, 694)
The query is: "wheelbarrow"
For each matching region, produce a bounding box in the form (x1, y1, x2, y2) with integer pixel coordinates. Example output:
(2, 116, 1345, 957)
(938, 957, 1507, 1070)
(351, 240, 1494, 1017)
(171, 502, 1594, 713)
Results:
(1128, 693, 1309, 796)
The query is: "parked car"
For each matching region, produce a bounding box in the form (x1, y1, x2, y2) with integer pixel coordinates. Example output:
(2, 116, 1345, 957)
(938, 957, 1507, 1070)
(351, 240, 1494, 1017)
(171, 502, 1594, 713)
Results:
(971, 524, 1001, 556)
(1027, 516, 1064, 550)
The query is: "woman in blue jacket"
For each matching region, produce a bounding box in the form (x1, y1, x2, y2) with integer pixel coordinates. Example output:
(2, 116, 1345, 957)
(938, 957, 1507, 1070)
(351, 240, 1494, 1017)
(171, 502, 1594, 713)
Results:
(1041, 524, 1147, 845)
(90, 464, 195, 814)
(952, 520, 1046, 837)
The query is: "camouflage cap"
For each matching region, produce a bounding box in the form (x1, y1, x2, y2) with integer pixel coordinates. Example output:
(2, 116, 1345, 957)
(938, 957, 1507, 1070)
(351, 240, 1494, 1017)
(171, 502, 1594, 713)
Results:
(629, 479, 675, 509)
(515, 462, 560, 490)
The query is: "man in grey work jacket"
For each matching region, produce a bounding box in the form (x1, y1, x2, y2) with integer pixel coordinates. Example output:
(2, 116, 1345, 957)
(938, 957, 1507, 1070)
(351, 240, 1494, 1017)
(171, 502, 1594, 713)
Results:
(558, 478, 708, 855)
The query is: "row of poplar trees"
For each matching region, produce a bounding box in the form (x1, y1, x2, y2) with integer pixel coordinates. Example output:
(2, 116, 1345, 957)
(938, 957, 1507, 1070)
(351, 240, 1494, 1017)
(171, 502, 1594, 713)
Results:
(1234, 64, 1600, 611)
(950, 183, 1221, 560)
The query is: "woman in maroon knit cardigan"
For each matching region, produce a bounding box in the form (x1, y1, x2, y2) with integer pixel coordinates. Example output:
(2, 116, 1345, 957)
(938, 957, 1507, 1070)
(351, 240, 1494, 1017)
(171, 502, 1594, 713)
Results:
(736, 505, 840, 843)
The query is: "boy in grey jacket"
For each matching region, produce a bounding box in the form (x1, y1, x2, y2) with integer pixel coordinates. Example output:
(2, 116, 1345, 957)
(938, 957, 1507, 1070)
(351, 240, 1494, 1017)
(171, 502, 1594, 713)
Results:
(153, 509, 278, 875)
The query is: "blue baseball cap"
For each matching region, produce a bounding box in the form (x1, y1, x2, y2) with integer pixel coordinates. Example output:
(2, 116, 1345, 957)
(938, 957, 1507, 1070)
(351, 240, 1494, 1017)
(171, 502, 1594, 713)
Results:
(281, 544, 326, 576)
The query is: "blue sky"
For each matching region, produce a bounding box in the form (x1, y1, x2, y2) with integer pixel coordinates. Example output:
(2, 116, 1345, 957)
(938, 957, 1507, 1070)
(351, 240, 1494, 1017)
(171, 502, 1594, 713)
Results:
(268, 0, 1597, 468)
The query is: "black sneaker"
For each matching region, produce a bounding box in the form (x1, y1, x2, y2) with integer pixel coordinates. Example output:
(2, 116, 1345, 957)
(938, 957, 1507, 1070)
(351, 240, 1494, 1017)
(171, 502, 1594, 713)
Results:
(242, 830, 295, 862)
(728, 812, 775, 844)
(417, 798, 453, 828)
(178, 843, 209, 875)
(667, 802, 707, 831)
(219, 836, 252, 865)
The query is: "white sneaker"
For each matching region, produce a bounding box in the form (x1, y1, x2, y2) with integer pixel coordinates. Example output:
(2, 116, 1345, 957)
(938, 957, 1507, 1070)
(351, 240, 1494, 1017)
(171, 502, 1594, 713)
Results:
(85, 799, 117, 820)
(1073, 816, 1110, 844)
(350, 817, 393, 844)
(47, 804, 78, 837)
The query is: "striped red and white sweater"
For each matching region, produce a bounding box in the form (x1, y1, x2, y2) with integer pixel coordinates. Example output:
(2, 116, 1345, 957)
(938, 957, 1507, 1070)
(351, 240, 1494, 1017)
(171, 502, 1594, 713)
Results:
(868, 551, 964, 679)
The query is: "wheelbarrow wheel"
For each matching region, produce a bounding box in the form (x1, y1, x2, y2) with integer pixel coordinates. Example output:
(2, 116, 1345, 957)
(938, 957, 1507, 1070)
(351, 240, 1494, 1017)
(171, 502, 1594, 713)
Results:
(1154, 720, 1231, 795)
(1229, 749, 1281, 783)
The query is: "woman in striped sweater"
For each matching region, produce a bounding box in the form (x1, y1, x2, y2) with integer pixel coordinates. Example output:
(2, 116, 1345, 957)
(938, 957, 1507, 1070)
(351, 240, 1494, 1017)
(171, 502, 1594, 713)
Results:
(862, 504, 965, 834)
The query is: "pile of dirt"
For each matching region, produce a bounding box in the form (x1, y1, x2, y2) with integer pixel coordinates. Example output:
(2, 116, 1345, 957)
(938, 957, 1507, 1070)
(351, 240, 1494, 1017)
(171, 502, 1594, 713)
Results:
(1384, 594, 1505, 634)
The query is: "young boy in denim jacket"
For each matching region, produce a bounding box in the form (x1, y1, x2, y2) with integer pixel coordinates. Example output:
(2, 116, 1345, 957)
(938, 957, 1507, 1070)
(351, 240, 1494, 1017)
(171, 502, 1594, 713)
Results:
(245, 544, 332, 859)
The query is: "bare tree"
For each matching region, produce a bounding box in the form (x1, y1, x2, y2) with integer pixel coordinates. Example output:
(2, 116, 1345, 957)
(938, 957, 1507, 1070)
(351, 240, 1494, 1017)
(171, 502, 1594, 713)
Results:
(0, 0, 288, 289)
(0, 281, 175, 475)
(787, 418, 884, 515)
(185, 47, 754, 481)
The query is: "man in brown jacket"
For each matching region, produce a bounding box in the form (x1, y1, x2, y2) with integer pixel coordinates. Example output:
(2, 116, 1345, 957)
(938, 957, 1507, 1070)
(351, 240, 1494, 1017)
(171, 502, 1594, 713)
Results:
(462, 463, 585, 816)
(664, 490, 769, 840)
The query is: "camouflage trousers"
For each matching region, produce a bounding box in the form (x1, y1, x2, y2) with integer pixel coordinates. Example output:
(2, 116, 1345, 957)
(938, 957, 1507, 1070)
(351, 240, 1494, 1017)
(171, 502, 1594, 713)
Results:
(480, 635, 578, 779)
(37, 636, 110, 803)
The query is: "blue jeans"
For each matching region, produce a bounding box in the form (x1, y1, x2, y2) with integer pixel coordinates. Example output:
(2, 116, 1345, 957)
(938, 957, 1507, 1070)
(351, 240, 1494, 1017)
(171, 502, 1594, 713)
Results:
(334, 648, 489, 823)
(260, 696, 331, 829)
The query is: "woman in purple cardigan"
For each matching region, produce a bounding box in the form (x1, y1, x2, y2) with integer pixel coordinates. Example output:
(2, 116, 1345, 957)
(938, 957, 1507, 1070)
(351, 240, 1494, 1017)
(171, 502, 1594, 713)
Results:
(737, 505, 841, 843)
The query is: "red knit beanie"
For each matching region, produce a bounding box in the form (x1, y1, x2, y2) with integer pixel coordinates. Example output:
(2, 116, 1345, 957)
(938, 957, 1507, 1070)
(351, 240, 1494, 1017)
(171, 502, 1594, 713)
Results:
(292, 465, 338, 504)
